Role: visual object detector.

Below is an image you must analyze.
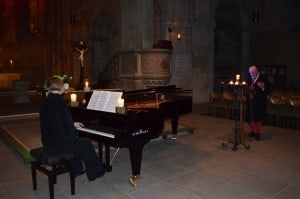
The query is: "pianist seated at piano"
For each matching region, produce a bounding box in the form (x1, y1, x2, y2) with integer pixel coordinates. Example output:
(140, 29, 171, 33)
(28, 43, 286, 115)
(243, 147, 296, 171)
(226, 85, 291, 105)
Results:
(39, 76, 105, 181)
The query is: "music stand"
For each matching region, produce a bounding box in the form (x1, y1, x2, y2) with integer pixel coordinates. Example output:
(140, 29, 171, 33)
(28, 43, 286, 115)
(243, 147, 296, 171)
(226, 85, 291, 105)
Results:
(222, 77, 250, 151)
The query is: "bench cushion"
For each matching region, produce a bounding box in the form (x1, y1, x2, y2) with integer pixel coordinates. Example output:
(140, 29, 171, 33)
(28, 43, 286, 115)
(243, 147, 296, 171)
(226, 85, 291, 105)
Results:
(30, 147, 74, 165)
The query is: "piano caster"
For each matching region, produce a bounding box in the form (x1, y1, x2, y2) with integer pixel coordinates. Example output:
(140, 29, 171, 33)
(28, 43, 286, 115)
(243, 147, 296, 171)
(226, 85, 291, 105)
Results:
(172, 135, 177, 140)
(129, 175, 140, 187)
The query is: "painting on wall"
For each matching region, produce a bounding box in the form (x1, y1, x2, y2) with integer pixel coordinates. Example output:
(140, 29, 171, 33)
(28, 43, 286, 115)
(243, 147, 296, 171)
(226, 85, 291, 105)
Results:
(258, 65, 286, 90)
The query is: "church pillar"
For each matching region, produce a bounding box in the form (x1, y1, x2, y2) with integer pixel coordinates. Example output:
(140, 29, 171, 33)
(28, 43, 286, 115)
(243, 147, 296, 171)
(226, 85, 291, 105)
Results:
(192, 14, 216, 103)
(3, 0, 17, 44)
(240, 31, 251, 78)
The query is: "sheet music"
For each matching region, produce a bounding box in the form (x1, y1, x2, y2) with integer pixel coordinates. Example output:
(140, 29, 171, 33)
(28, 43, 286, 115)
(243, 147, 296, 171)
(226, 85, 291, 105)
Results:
(87, 90, 123, 113)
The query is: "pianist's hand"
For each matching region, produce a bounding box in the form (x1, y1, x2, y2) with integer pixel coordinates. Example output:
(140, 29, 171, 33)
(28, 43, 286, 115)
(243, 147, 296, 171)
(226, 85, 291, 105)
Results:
(74, 122, 84, 128)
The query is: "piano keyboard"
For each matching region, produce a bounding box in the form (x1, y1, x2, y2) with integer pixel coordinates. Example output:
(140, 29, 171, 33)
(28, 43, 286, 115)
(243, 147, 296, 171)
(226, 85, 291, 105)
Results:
(77, 127, 116, 138)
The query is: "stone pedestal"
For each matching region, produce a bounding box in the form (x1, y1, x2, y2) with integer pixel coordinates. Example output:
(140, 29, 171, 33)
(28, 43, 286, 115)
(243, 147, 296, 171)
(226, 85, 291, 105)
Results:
(119, 48, 172, 90)
(13, 80, 30, 103)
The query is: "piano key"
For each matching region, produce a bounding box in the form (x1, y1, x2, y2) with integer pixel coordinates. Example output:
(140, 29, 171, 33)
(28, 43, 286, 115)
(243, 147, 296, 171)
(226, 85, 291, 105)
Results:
(77, 127, 115, 138)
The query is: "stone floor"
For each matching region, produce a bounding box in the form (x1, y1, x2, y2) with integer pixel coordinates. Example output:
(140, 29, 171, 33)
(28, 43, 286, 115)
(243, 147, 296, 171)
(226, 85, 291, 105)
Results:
(0, 93, 300, 199)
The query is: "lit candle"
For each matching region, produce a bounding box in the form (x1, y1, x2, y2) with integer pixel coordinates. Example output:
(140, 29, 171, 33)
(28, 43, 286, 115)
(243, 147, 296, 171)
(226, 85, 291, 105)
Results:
(70, 94, 77, 102)
(242, 81, 247, 85)
(117, 98, 124, 107)
(229, 80, 234, 85)
(177, 33, 181, 40)
(235, 81, 239, 85)
(9, 59, 13, 66)
(235, 74, 240, 80)
(85, 81, 89, 88)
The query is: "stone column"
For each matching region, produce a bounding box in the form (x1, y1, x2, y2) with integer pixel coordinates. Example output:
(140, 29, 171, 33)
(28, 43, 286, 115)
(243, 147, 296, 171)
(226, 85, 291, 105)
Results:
(240, 31, 251, 78)
(191, 14, 216, 103)
(13, 80, 30, 103)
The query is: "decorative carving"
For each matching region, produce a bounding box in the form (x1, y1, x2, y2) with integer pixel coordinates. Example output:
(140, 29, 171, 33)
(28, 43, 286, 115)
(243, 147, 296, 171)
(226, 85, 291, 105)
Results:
(143, 79, 170, 87)
(142, 53, 170, 73)
(119, 49, 171, 89)
(160, 59, 168, 70)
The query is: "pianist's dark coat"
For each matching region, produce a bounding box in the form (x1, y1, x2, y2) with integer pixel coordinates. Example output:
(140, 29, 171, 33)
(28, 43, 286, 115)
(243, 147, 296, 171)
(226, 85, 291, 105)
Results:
(39, 92, 104, 181)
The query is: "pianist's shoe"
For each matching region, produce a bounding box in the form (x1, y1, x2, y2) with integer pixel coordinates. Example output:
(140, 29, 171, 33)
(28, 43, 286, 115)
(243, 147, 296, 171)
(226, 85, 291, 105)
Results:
(88, 164, 106, 182)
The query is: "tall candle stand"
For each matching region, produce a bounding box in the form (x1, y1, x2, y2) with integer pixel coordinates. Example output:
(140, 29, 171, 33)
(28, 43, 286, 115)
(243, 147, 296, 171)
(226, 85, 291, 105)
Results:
(9, 59, 14, 72)
(222, 75, 250, 151)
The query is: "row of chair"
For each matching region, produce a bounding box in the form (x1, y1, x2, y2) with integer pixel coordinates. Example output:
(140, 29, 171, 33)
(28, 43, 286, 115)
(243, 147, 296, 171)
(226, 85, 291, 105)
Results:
(267, 95, 300, 128)
(209, 92, 300, 129)
(209, 92, 241, 120)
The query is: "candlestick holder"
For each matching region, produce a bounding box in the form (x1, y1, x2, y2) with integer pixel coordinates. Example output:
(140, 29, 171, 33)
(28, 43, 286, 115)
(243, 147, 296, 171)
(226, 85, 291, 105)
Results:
(222, 79, 250, 151)
(9, 59, 14, 72)
(116, 106, 127, 114)
(70, 101, 79, 107)
(84, 87, 91, 92)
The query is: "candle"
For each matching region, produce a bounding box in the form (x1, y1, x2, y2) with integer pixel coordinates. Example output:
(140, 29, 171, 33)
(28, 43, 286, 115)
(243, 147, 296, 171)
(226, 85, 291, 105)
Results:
(70, 94, 77, 102)
(235, 74, 240, 80)
(117, 98, 124, 107)
(242, 81, 247, 85)
(229, 80, 234, 85)
(85, 81, 89, 88)
(177, 33, 181, 40)
(9, 59, 13, 65)
(235, 81, 239, 85)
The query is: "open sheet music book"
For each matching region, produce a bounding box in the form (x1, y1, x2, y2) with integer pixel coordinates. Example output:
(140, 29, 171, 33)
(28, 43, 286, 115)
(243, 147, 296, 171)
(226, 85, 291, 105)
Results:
(87, 90, 123, 113)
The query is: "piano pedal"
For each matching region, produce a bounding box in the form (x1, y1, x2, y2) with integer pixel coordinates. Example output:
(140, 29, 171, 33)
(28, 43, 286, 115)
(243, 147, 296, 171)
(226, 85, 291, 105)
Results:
(129, 175, 140, 187)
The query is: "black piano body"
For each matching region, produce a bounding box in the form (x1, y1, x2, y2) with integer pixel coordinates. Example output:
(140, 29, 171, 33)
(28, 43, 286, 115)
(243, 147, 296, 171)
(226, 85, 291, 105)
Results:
(123, 85, 193, 138)
(70, 106, 164, 186)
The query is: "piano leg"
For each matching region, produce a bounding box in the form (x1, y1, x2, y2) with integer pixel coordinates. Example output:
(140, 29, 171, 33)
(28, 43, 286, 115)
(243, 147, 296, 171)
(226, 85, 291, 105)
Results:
(97, 141, 103, 162)
(97, 141, 112, 172)
(105, 144, 112, 171)
(128, 145, 143, 187)
(170, 114, 179, 139)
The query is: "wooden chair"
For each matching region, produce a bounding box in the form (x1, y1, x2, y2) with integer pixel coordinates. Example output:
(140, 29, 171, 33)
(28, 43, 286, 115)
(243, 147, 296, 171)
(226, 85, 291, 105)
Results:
(30, 147, 76, 199)
(208, 93, 222, 116)
(267, 96, 287, 127)
(285, 98, 300, 129)
(220, 92, 236, 119)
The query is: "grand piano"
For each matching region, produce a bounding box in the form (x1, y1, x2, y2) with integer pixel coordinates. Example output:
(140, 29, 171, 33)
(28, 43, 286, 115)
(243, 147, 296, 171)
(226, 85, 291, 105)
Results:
(124, 85, 193, 138)
(69, 85, 192, 186)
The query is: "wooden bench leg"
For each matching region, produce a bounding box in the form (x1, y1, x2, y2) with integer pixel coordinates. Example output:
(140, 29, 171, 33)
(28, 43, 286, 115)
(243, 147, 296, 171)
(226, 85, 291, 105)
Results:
(48, 174, 55, 199)
(31, 161, 37, 190)
(70, 171, 75, 195)
(52, 165, 57, 184)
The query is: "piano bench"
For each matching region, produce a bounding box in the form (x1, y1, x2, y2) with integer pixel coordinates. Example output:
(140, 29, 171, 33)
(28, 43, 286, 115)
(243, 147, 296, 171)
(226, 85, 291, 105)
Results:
(30, 147, 75, 199)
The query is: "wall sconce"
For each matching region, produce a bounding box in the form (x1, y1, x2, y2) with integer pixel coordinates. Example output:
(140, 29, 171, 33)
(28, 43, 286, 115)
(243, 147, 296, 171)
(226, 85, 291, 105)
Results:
(168, 26, 181, 42)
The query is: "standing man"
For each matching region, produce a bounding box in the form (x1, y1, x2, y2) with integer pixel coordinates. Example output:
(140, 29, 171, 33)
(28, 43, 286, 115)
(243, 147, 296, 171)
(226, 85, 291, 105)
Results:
(39, 76, 105, 181)
(245, 65, 270, 140)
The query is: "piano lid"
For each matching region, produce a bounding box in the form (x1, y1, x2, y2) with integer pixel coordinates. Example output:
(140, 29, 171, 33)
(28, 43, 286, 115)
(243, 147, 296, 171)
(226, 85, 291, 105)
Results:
(122, 85, 192, 102)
